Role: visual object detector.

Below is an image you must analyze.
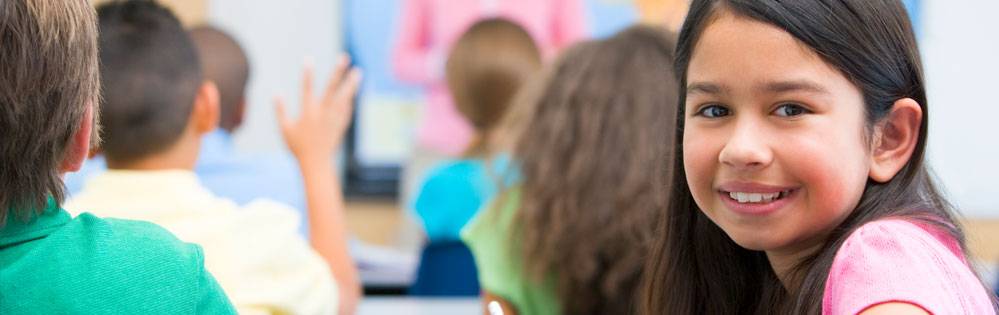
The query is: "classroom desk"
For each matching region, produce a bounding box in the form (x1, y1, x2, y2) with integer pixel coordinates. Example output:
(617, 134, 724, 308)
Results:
(357, 297, 480, 315)
(345, 199, 407, 246)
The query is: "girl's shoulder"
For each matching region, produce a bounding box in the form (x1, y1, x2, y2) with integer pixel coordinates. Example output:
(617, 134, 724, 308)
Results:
(823, 218, 995, 315)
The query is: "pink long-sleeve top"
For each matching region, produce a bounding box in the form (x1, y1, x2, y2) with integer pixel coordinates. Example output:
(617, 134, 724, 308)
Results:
(393, 0, 587, 155)
(823, 219, 996, 314)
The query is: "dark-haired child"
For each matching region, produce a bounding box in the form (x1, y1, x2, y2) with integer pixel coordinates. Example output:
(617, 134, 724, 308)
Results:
(642, 1, 995, 313)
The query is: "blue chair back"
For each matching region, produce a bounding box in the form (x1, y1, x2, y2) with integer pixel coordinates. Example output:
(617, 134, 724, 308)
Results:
(408, 241, 480, 296)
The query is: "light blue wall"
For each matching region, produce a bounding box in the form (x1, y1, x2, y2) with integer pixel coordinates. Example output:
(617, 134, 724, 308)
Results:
(922, 0, 999, 217)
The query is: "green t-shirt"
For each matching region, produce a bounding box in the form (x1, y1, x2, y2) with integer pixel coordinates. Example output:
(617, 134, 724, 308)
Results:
(0, 200, 236, 314)
(461, 187, 561, 315)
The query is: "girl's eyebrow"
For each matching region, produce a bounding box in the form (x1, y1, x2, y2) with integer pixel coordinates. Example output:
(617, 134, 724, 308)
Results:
(687, 82, 727, 95)
(761, 80, 830, 95)
(686, 80, 830, 96)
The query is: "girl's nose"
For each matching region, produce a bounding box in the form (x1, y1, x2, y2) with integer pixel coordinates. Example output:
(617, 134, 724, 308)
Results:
(718, 122, 773, 171)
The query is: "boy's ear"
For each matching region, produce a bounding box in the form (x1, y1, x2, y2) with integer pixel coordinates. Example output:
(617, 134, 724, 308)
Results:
(233, 97, 247, 130)
(191, 81, 220, 135)
(60, 103, 94, 173)
(869, 98, 922, 183)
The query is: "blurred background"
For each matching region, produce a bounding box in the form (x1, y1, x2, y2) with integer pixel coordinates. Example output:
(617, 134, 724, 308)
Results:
(88, 0, 999, 310)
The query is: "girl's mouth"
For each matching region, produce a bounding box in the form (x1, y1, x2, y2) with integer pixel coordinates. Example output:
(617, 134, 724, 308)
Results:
(715, 186, 799, 216)
(724, 189, 794, 204)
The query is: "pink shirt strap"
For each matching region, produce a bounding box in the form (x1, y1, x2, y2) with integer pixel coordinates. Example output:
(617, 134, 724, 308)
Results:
(823, 219, 995, 315)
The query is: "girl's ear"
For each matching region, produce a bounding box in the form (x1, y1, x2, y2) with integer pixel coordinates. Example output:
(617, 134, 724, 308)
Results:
(869, 98, 922, 183)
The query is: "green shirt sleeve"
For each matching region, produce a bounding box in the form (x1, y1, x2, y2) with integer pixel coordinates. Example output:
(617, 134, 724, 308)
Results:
(193, 246, 238, 314)
(461, 187, 561, 315)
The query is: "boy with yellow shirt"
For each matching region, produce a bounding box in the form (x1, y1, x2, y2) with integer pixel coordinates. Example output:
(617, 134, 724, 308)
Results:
(0, 0, 235, 313)
(65, 1, 361, 314)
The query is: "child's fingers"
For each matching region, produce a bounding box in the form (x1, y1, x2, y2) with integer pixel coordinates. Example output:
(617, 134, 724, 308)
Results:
(322, 55, 351, 107)
(333, 69, 362, 110)
(301, 58, 315, 108)
(274, 96, 292, 133)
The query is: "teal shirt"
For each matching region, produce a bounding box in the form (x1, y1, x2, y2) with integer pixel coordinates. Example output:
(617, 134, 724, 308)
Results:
(414, 155, 515, 241)
(0, 201, 235, 314)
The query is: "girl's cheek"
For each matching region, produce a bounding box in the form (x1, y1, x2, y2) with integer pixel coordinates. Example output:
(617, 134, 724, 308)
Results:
(683, 133, 719, 203)
(789, 136, 869, 222)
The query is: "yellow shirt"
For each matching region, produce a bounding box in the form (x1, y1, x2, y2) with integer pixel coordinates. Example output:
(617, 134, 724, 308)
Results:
(65, 170, 336, 315)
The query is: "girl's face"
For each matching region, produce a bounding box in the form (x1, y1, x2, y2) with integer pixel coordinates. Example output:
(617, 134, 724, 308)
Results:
(683, 12, 872, 260)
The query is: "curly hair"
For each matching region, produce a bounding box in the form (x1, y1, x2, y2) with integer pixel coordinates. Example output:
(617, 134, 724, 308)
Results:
(512, 26, 679, 315)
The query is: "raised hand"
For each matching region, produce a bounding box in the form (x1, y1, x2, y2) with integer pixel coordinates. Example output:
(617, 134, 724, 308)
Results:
(274, 55, 363, 315)
(275, 55, 362, 163)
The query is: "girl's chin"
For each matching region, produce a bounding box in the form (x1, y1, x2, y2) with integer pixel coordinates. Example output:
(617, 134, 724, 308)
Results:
(729, 236, 788, 252)
(714, 220, 797, 252)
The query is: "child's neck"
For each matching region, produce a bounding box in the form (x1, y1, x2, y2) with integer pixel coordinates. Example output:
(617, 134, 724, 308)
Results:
(765, 238, 827, 291)
(106, 136, 201, 171)
(461, 132, 489, 158)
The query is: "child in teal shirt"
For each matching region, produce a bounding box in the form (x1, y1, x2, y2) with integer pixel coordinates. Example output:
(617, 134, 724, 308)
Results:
(409, 18, 539, 296)
(0, 1, 234, 313)
(0, 200, 234, 314)
(412, 18, 541, 242)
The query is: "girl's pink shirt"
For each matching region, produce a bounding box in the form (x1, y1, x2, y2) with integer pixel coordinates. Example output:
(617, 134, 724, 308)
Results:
(393, 0, 586, 155)
(823, 219, 996, 314)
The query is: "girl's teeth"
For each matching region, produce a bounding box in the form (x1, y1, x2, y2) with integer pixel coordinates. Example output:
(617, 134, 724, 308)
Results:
(728, 191, 786, 204)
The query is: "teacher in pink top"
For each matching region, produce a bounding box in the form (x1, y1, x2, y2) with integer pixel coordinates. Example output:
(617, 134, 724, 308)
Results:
(393, 0, 587, 156)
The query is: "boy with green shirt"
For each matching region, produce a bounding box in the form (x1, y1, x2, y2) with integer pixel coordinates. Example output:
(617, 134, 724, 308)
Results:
(0, 0, 235, 313)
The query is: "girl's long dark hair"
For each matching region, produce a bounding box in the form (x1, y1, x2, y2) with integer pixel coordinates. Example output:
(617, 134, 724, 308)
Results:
(513, 26, 679, 315)
(641, 0, 993, 313)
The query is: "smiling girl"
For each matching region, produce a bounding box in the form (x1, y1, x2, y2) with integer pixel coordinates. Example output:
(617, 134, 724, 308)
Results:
(641, 0, 996, 314)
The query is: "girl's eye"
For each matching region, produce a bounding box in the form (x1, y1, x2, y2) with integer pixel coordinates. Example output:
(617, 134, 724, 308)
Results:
(773, 103, 810, 117)
(696, 105, 730, 118)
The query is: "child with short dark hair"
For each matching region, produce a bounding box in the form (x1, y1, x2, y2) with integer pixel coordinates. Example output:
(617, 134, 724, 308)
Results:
(65, 1, 361, 314)
(187, 26, 306, 215)
(0, 0, 235, 312)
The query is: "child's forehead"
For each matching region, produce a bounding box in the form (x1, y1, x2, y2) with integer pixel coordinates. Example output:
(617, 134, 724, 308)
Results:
(687, 12, 851, 96)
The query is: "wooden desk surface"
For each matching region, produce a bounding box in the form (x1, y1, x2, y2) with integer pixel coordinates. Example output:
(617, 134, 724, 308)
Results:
(345, 199, 404, 246)
(964, 219, 999, 264)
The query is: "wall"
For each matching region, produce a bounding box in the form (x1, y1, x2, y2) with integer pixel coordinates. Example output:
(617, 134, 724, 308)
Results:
(205, 0, 343, 154)
(923, 0, 999, 218)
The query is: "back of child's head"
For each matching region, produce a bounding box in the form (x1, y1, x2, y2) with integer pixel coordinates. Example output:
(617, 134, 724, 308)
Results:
(0, 0, 100, 225)
(97, 0, 202, 164)
(446, 18, 541, 155)
(642, 0, 972, 313)
(190, 25, 249, 133)
(512, 26, 678, 315)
